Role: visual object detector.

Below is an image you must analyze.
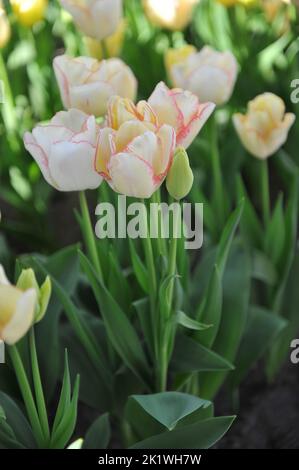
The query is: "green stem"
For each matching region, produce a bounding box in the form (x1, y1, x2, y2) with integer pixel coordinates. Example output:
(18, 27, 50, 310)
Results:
(141, 200, 158, 360)
(0, 51, 17, 134)
(29, 328, 50, 444)
(261, 159, 270, 226)
(79, 191, 103, 282)
(210, 115, 225, 226)
(9, 345, 45, 448)
(158, 201, 180, 392)
(101, 39, 109, 59)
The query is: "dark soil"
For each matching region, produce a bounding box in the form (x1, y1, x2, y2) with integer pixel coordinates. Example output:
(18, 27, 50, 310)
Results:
(214, 361, 299, 449)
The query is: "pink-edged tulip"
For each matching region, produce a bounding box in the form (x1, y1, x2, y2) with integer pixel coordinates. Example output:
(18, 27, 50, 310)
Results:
(148, 82, 215, 149)
(53, 55, 137, 117)
(24, 109, 102, 191)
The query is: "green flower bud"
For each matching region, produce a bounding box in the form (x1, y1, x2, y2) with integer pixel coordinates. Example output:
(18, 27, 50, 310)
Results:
(166, 147, 194, 200)
(17, 269, 51, 323)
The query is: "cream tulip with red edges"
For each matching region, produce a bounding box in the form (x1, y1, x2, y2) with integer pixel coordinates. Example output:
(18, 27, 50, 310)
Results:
(0, 266, 36, 345)
(233, 93, 295, 159)
(59, 0, 123, 40)
(53, 55, 137, 117)
(24, 109, 103, 191)
(148, 82, 215, 149)
(95, 96, 176, 199)
(166, 45, 238, 106)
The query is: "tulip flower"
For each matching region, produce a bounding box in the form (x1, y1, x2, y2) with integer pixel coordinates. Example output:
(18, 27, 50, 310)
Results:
(17, 269, 51, 323)
(24, 109, 103, 191)
(233, 93, 295, 159)
(84, 19, 126, 61)
(10, 0, 48, 27)
(95, 97, 176, 198)
(143, 0, 199, 31)
(166, 147, 194, 200)
(0, 265, 36, 345)
(166, 45, 238, 105)
(53, 55, 137, 117)
(0, 7, 11, 48)
(60, 0, 123, 41)
(148, 82, 215, 149)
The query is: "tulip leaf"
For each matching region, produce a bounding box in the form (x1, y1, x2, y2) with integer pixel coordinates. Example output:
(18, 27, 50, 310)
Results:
(176, 311, 212, 331)
(195, 265, 222, 348)
(129, 392, 211, 431)
(0, 392, 36, 449)
(83, 414, 111, 449)
(228, 306, 287, 389)
(79, 250, 151, 388)
(129, 239, 149, 294)
(236, 175, 263, 248)
(130, 416, 236, 449)
(216, 199, 244, 278)
(264, 194, 285, 267)
(252, 250, 278, 285)
(171, 334, 234, 374)
(199, 243, 251, 399)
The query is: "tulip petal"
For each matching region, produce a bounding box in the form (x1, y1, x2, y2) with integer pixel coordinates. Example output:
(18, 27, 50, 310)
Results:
(108, 152, 157, 198)
(49, 140, 102, 191)
(0, 265, 10, 286)
(24, 132, 57, 188)
(2, 289, 36, 345)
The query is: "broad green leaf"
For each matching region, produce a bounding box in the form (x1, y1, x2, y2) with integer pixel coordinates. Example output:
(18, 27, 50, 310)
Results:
(0, 392, 36, 448)
(171, 334, 234, 374)
(195, 265, 222, 348)
(130, 393, 211, 431)
(264, 194, 285, 267)
(79, 251, 151, 388)
(229, 306, 287, 389)
(130, 416, 235, 449)
(83, 414, 111, 449)
(216, 199, 244, 278)
(199, 243, 251, 399)
(252, 250, 278, 285)
(236, 175, 263, 248)
(129, 239, 149, 293)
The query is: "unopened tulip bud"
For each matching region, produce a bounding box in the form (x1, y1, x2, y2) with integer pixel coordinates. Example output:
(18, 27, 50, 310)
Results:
(17, 269, 51, 323)
(166, 147, 194, 200)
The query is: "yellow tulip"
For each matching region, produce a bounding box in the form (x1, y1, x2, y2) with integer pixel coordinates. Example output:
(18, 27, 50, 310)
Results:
(85, 20, 126, 61)
(233, 93, 295, 159)
(10, 0, 48, 27)
(143, 0, 199, 31)
(0, 266, 36, 345)
(0, 7, 11, 49)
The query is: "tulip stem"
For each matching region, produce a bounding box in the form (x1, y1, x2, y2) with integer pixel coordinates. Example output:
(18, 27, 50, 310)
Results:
(9, 345, 45, 448)
(141, 200, 158, 361)
(261, 160, 270, 226)
(159, 201, 180, 392)
(0, 51, 17, 134)
(29, 328, 50, 445)
(101, 40, 109, 59)
(210, 115, 225, 228)
(79, 191, 104, 282)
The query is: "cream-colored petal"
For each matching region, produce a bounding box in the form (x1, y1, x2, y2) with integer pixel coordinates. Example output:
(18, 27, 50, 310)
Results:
(2, 289, 36, 345)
